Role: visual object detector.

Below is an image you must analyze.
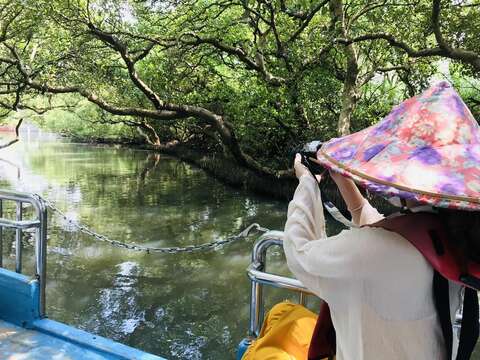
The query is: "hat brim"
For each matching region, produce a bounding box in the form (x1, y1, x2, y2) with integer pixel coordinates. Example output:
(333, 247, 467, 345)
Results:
(314, 144, 480, 211)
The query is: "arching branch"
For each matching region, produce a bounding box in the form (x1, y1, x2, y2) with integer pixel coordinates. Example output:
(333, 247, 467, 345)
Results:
(0, 118, 22, 150)
(335, 0, 480, 72)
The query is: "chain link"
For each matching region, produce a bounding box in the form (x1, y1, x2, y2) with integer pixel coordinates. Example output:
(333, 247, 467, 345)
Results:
(34, 194, 269, 254)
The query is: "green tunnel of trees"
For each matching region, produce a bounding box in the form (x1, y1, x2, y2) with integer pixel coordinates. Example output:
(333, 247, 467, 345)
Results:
(0, 0, 479, 180)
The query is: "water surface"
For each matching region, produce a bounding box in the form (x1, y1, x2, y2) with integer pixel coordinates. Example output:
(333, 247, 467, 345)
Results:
(0, 134, 307, 359)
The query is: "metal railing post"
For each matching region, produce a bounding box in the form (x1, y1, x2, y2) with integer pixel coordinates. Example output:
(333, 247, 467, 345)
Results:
(299, 292, 306, 306)
(247, 231, 314, 338)
(0, 190, 48, 318)
(15, 201, 22, 273)
(249, 276, 264, 337)
(0, 199, 3, 268)
(248, 235, 274, 337)
(36, 202, 47, 317)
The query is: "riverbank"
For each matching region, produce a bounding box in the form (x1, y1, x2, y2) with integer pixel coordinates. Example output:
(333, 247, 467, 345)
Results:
(61, 135, 394, 214)
(67, 135, 298, 200)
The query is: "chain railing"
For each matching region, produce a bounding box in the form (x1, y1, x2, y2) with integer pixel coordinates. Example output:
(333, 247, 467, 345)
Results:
(35, 194, 269, 254)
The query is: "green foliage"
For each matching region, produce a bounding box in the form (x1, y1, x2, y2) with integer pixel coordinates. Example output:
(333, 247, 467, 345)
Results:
(39, 109, 140, 142)
(0, 0, 479, 172)
(28, 97, 141, 142)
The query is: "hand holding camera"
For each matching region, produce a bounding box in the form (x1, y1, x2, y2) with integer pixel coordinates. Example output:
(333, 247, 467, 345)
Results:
(293, 140, 325, 181)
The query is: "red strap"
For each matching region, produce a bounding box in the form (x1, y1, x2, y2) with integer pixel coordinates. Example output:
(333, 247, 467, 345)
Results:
(308, 301, 335, 360)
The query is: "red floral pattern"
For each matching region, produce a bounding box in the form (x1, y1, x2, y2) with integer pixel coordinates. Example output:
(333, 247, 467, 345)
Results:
(316, 81, 480, 210)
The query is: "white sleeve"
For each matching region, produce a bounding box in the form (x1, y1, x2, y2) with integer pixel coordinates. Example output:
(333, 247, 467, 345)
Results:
(283, 175, 378, 291)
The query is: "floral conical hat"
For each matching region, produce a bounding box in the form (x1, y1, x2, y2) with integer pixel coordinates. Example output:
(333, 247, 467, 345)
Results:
(316, 81, 480, 210)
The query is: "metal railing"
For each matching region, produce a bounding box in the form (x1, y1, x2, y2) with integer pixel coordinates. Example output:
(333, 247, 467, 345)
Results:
(0, 190, 47, 317)
(247, 230, 314, 338)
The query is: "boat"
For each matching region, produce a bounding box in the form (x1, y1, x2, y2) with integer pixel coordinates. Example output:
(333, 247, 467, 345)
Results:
(0, 189, 164, 359)
(0, 125, 17, 133)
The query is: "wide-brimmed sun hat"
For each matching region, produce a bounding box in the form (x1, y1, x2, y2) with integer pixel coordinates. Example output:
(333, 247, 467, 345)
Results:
(315, 81, 480, 210)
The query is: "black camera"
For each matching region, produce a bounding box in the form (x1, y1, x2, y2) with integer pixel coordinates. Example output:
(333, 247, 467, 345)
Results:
(299, 140, 324, 175)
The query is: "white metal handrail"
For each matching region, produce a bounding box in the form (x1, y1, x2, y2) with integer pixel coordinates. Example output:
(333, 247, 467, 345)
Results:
(247, 230, 314, 338)
(0, 190, 47, 316)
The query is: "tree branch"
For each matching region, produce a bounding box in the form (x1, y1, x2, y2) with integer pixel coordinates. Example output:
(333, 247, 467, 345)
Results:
(179, 33, 286, 86)
(0, 118, 22, 150)
(87, 23, 166, 109)
(431, 0, 480, 70)
(335, 33, 445, 57)
(336, 1, 480, 71)
(288, 0, 330, 43)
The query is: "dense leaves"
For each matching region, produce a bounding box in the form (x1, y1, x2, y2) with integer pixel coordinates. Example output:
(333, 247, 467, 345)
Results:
(0, 0, 479, 175)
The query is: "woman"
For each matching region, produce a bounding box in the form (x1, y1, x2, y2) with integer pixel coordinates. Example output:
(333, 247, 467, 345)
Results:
(284, 81, 480, 360)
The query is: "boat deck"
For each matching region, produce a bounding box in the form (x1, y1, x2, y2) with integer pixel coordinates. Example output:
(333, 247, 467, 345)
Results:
(0, 319, 109, 359)
(0, 318, 162, 359)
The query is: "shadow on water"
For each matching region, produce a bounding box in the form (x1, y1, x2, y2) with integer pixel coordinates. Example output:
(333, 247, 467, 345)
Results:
(0, 135, 479, 359)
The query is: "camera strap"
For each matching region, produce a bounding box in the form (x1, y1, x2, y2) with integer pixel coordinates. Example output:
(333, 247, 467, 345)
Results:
(300, 153, 355, 228)
(322, 199, 356, 228)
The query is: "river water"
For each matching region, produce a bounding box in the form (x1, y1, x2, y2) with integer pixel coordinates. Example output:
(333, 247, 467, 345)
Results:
(0, 135, 322, 359)
(1, 134, 479, 359)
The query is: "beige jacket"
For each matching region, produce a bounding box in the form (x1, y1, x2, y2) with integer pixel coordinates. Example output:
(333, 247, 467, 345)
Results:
(284, 175, 462, 360)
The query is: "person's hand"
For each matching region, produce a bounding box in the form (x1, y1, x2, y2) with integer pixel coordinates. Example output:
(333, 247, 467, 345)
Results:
(294, 154, 322, 182)
(294, 154, 308, 179)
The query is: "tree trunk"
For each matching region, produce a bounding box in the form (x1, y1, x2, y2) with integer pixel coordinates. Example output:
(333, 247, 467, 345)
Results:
(137, 122, 161, 146)
(337, 75, 357, 136)
(330, 0, 359, 136)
